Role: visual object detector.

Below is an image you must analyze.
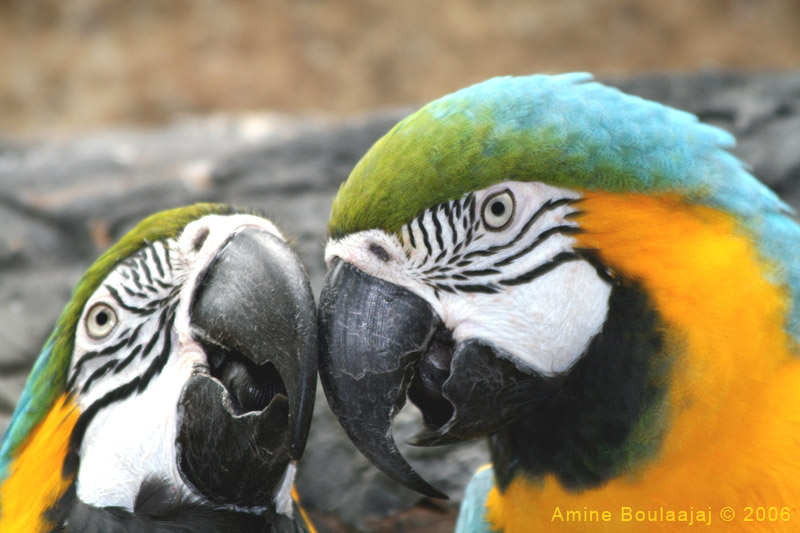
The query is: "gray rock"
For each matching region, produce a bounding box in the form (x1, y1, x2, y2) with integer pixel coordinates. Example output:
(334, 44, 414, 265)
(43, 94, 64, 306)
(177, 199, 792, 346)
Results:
(2, 71, 800, 531)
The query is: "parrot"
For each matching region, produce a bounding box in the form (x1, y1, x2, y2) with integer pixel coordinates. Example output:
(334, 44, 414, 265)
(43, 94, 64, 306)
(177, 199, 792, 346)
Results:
(315, 73, 800, 531)
(0, 203, 318, 532)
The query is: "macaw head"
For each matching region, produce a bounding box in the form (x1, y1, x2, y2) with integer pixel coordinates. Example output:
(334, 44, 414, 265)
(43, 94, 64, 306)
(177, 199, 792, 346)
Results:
(317, 74, 800, 497)
(0, 204, 317, 529)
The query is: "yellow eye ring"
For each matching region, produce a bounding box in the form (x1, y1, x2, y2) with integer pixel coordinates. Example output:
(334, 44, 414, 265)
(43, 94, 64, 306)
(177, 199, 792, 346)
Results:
(85, 302, 118, 339)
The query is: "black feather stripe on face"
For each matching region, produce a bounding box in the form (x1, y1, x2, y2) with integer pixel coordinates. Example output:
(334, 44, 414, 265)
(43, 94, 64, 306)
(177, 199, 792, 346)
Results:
(399, 191, 584, 295)
(64, 241, 181, 478)
(63, 307, 176, 479)
(68, 241, 179, 394)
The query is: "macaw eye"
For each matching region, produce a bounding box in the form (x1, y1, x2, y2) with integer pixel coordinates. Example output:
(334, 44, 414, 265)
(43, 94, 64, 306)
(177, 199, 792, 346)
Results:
(85, 302, 118, 339)
(482, 190, 515, 230)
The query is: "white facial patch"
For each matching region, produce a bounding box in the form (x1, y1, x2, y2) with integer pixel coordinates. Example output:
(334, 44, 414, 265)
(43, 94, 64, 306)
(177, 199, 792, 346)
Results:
(326, 181, 612, 376)
(442, 259, 611, 374)
(75, 349, 193, 509)
(70, 212, 289, 511)
(326, 229, 447, 318)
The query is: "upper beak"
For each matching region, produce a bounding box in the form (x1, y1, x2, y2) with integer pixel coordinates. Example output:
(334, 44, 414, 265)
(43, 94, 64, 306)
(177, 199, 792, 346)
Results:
(179, 226, 317, 508)
(318, 258, 446, 499)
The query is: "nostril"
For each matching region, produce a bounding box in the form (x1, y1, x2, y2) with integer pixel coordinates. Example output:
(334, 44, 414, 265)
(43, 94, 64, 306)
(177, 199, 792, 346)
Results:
(192, 227, 210, 252)
(369, 243, 391, 262)
(200, 340, 287, 415)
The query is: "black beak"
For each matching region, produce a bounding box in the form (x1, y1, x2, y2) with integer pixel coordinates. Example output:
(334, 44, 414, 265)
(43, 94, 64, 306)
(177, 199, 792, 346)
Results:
(319, 259, 554, 500)
(178, 227, 317, 508)
(318, 259, 446, 499)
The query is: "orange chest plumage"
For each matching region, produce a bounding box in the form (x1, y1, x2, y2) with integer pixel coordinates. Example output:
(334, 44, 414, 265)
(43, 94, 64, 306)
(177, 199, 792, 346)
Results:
(0, 396, 79, 532)
(487, 193, 800, 532)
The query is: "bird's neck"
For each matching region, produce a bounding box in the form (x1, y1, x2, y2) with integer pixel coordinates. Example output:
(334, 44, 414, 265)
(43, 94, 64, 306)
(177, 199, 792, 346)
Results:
(0, 395, 78, 532)
(486, 192, 800, 529)
(489, 275, 669, 490)
(573, 192, 797, 459)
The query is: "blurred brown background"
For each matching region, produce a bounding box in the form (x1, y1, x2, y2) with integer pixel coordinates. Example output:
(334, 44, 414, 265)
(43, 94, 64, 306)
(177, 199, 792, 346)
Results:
(3, 2, 800, 532)
(2, 0, 799, 137)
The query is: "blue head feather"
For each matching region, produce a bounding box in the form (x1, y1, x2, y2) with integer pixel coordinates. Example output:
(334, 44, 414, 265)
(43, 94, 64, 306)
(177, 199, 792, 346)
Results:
(331, 73, 800, 340)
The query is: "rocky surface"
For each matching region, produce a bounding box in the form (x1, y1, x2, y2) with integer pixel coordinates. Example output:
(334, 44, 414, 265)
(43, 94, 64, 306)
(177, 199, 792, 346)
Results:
(1, 71, 800, 531)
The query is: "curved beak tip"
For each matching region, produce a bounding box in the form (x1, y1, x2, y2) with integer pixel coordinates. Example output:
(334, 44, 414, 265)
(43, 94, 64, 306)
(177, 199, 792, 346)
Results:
(318, 259, 449, 500)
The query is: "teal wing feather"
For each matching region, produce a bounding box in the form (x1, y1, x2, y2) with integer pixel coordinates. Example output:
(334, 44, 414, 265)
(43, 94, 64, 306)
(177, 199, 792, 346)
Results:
(456, 466, 497, 533)
(0, 339, 62, 485)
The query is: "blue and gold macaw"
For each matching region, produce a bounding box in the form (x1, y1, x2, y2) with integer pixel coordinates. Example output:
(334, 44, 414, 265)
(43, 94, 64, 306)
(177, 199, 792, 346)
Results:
(0, 204, 317, 532)
(316, 74, 800, 531)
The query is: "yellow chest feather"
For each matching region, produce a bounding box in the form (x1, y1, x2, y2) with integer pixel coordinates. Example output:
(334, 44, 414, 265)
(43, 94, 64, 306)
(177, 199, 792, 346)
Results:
(487, 193, 800, 531)
(0, 396, 79, 532)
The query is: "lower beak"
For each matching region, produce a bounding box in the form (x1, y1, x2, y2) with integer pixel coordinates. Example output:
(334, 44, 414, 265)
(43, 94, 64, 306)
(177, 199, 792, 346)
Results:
(179, 227, 317, 507)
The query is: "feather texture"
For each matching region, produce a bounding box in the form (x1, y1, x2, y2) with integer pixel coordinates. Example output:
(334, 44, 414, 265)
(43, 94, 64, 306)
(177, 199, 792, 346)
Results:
(329, 74, 800, 337)
(325, 74, 800, 531)
(0, 204, 238, 489)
